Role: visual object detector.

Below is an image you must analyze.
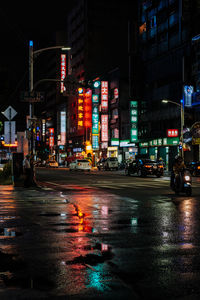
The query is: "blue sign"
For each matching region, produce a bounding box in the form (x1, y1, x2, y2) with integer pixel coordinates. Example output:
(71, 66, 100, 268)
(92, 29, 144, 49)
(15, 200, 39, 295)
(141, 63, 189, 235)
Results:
(184, 85, 193, 107)
(92, 135, 99, 149)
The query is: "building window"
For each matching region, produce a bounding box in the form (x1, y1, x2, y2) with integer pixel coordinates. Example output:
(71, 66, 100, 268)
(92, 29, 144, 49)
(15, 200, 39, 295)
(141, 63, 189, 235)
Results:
(139, 22, 147, 34)
(169, 12, 178, 27)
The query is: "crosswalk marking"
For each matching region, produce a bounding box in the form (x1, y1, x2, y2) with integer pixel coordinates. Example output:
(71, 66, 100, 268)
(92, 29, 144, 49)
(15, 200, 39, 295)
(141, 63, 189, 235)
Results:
(42, 179, 200, 191)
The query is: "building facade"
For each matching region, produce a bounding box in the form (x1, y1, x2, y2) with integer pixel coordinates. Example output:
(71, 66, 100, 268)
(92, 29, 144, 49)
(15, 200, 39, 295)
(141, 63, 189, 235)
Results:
(137, 0, 200, 168)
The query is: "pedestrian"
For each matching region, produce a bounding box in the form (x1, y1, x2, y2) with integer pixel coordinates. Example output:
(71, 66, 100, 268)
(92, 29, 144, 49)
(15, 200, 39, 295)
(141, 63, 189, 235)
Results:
(30, 156, 37, 186)
(23, 155, 31, 187)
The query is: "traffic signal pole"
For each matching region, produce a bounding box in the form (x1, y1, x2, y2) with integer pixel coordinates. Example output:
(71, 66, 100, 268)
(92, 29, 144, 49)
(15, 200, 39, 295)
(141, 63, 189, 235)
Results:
(29, 41, 34, 156)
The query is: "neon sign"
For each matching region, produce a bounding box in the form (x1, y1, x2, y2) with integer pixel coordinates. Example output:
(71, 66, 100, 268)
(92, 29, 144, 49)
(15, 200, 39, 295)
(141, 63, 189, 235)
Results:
(77, 88, 84, 129)
(130, 101, 138, 142)
(101, 81, 108, 112)
(61, 54, 66, 93)
(84, 89, 92, 128)
(167, 129, 179, 137)
(49, 128, 54, 147)
(101, 115, 108, 142)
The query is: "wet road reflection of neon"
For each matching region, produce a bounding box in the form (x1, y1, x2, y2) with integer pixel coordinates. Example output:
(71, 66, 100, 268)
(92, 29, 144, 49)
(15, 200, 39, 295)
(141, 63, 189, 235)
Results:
(61, 191, 116, 294)
(178, 198, 196, 249)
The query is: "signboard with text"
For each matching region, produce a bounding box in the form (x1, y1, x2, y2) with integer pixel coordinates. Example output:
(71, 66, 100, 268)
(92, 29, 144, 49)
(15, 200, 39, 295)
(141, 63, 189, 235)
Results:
(101, 81, 108, 112)
(61, 54, 66, 93)
(167, 129, 179, 137)
(101, 115, 108, 142)
(130, 101, 138, 142)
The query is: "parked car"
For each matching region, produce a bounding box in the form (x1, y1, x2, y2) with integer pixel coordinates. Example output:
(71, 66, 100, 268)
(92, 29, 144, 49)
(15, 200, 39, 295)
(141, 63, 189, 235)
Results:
(0, 159, 9, 171)
(46, 160, 59, 168)
(186, 161, 200, 176)
(125, 158, 164, 177)
(69, 159, 91, 171)
(104, 157, 119, 170)
(97, 158, 106, 170)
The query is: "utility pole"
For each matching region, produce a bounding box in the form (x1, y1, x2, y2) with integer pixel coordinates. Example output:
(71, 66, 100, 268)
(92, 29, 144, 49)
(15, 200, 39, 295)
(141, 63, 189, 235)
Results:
(29, 40, 34, 156)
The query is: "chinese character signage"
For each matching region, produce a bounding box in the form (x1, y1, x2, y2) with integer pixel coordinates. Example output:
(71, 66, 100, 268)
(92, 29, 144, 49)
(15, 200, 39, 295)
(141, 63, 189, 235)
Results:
(130, 128, 138, 142)
(101, 115, 108, 142)
(59, 111, 66, 145)
(92, 135, 99, 149)
(61, 54, 66, 93)
(77, 88, 84, 130)
(92, 93, 99, 149)
(130, 101, 138, 142)
(101, 81, 108, 112)
(49, 128, 54, 147)
(167, 129, 179, 137)
(84, 89, 92, 127)
(92, 94, 99, 135)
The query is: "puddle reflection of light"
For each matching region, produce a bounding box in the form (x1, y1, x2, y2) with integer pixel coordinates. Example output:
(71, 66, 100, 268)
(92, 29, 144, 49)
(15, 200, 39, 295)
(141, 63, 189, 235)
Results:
(101, 243, 108, 252)
(86, 264, 108, 292)
(101, 206, 108, 216)
(179, 198, 195, 248)
(60, 213, 66, 217)
(131, 217, 138, 225)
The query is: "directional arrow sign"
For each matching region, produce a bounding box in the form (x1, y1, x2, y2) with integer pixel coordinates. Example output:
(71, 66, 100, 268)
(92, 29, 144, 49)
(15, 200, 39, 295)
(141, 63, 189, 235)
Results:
(1, 106, 17, 121)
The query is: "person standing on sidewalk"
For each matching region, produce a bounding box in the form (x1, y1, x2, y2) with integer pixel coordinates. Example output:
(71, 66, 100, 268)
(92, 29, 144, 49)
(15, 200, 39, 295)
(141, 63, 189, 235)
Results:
(23, 155, 31, 187)
(30, 156, 37, 186)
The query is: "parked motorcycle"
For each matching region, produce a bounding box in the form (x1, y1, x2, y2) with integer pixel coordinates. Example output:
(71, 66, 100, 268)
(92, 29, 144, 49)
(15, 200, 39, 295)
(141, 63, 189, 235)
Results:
(170, 168, 192, 196)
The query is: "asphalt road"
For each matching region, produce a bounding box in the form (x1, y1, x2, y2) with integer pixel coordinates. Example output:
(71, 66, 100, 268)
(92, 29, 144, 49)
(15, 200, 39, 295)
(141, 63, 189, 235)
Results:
(0, 168, 200, 299)
(36, 167, 200, 198)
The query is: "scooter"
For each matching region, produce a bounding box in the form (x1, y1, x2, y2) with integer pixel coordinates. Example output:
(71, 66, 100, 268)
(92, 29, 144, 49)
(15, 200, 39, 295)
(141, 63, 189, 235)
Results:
(171, 169, 192, 196)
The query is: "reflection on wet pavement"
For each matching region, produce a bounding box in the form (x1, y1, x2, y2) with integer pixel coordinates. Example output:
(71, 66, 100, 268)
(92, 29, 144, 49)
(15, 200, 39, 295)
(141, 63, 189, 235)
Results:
(1, 185, 200, 298)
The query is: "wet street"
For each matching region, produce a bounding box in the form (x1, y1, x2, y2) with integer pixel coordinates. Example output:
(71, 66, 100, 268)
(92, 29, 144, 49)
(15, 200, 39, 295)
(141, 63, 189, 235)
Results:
(0, 168, 200, 299)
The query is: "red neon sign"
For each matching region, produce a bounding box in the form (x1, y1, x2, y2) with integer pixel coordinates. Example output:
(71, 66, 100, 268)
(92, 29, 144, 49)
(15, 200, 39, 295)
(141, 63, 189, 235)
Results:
(84, 89, 92, 128)
(77, 88, 84, 129)
(167, 129, 179, 137)
(49, 128, 54, 147)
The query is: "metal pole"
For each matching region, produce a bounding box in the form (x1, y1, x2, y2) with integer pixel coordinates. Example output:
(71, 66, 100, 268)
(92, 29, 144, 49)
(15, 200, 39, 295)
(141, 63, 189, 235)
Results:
(29, 40, 34, 156)
(180, 100, 184, 158)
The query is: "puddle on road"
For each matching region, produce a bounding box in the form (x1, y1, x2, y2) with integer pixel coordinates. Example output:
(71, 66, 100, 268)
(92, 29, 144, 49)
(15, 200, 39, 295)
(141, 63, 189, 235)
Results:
(66, 242, 114, 266)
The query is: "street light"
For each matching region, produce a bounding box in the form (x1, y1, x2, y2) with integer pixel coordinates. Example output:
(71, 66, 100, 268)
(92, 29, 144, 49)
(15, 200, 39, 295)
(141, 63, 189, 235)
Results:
(28, 41, 71, 156)
(162, 99, 184, 157)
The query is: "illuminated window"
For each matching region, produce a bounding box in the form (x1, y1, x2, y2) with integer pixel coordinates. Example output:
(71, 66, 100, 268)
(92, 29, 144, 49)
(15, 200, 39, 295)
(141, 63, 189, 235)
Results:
(139, 22, 146, 34)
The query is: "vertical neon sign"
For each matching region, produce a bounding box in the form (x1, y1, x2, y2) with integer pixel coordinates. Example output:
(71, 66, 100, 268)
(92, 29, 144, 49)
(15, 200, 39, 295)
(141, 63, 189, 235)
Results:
(101, 115, 108, 142)
(101, 81, 108, 112)
(84, 89, 92, 128)
(49, 128, 54, 147)
(101, 81, 108, 146)
(130, 101, 138, 142)
(61, 54, 66, 93)
(77, 88, 84, 130)
(92, 94, 99, 149)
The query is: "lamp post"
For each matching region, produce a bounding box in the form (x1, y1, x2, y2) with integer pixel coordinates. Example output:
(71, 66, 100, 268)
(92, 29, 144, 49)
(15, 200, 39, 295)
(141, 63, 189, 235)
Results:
(162, 99, 184, 157)
(28, 41, 71, 156)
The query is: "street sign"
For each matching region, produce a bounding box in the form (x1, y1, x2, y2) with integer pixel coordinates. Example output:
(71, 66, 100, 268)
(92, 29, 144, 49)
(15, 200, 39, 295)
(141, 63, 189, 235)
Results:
(20, 91, 44, 103)
(4, 121, 16, 144)
(2, 106, 17, 121)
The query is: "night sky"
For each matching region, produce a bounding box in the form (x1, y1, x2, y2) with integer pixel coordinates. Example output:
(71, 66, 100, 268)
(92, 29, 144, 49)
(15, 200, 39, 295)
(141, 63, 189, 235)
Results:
(0, 2, 75, 127)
